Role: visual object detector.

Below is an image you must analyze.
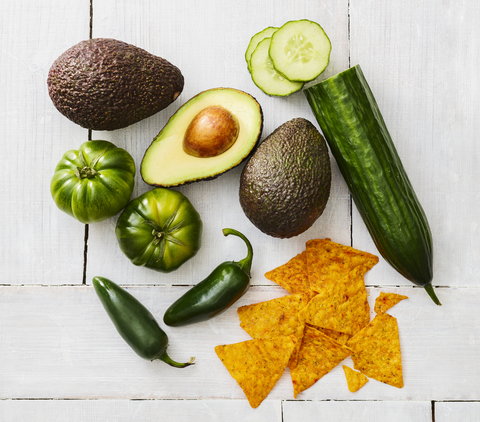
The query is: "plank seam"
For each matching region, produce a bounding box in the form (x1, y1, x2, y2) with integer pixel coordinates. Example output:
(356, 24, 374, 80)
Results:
(83, 0, 93, 286)
(89, 0, 93, 39)
(347, 0, 353, 249)
(0, 284, 464, 289)
(3, 398, 480, 402)
(347, 0, 351, 69)
(82, 224, 89, 285)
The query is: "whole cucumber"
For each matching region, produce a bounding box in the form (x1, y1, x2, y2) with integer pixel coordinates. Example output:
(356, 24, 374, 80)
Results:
(304, 65, 440, 305)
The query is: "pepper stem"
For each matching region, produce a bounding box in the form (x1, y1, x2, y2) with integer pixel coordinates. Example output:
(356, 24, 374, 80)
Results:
(424, 283, 442, 306)
(157, 350, 195, 368)
(222, 228, 253, 277)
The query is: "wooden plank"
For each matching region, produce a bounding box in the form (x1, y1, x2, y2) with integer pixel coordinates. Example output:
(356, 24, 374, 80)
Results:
(436, 402, 480, 422)
(86, 0, 351, 287)
(0, 284, 478, 401)
(129, 399, 281, 422)
(0, 0, 89, 285)
(283, 400, 432, 422)
(0, 399, 281, 421)
(0, 400, 130, 422)
(1, 0, 480, 417)
(350, 0, 480, 287)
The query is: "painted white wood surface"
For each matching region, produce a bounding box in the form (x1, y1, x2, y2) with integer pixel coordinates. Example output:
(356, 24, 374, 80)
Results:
(0, 400, 130, 422)
(86, 0, 351, 287)
(349, 0, 480, 287)
(436, 402, 480, 422)
(0, 0, 89, 285)
(1, 0, 480, 420)
(1, 286, 479, 401)
(0, 399, 282, 422)
(283, 400, 433, 422)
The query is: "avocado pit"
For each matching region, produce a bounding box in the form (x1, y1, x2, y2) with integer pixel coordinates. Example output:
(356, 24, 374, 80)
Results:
(141, 87, 263, 187)
(183, 106, 240, 158)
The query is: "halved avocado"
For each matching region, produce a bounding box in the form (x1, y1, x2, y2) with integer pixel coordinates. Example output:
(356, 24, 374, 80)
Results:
(141, 88, 263, 186)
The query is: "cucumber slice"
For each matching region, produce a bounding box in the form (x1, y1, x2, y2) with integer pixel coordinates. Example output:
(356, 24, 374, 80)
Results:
(245, 26, 279, 72)
(269, 19, 331, 82)
(250, 37, 304, 97)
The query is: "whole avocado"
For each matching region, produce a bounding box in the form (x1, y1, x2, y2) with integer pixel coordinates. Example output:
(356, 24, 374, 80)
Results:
(47, 38, 184, 131)
(239, 118, 331, 238)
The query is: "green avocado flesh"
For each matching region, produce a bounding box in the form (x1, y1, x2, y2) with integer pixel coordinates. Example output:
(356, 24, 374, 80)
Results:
(47, 38, 184, 131)
(141, 88, 263, 187)
(239, 118, 331, 238)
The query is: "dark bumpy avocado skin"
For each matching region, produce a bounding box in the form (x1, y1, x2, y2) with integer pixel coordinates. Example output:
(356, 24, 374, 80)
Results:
(47, 38, 184, 131)
(239, 118, 331, 238)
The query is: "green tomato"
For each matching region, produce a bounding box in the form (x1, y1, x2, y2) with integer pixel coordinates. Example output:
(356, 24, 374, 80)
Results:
(51, 140, 136, 224)
(115, 188, 203, 273)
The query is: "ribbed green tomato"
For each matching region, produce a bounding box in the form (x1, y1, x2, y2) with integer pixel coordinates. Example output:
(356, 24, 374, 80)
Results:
(115, 188, 203, 273)
(51, 140, 135, 224)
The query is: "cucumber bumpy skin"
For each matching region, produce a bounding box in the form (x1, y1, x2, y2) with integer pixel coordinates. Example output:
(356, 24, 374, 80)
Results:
(269, 19, 331, 82)
(250, 37, 304, 97)
(305, 65, 440, 305)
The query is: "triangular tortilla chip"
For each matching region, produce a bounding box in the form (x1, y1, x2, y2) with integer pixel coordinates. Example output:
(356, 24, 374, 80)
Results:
(238, 294, 309, 368)
(374, 292, 408, 314)
(215, 336, 297, 408)
(291, 325, 353, 398)
(299, 264, 371, 335)
(346, 313, 403, 388)
(306, 238, 379, 293)
(264, 251, 311, 296)
(343, 365, 369, 392)
(312, 325, 351, 345)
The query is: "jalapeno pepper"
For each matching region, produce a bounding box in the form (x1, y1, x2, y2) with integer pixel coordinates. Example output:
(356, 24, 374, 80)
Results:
(163, 228, 253, 327)
(92, 276, 194, 368)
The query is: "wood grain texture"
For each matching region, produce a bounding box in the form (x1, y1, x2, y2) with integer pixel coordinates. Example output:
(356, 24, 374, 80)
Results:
(283, 400, 432, 422)
(0, 399, 281, 422)
(0, 400, 130, 422)
(1, 285, 479, 402)
(86, 0, 351, 287)
(436, 402, 480, 422)
(0, 0, 90, 285)
(349, 0, 480, 287)
(1, 0, 480, 418)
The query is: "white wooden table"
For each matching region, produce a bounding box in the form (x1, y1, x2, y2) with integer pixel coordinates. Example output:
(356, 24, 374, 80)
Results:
(1, 0, 479, 420)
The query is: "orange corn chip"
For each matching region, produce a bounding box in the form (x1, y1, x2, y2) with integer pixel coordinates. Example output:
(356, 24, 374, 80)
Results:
(291, 325, 353, 398)
(238, 294, 309, 368)
(343, 365, 369, 392)
(215, 336, 297, 408)
(312, 325, 351, 345)
(374, 292, 408, 314)
(299, 264, 371, 335)
(346, 313, 403, 388)
(306, 238, 379, 293)
(264, 251, 311, 296)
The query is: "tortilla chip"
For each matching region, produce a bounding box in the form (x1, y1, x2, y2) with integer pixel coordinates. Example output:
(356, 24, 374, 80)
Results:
(346, 313, 403, 388)
(343, 365, 369, 392)
(238, 294, 309, 368)
(298, 264, 371, 335)
(306, 238, 379, 293)
(312, 325, 351, 345)
(291, 325, 353, 398)
(264, 251, 311, 296)
(374, 292, 408, 314)
(215, 336, 297, 408)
